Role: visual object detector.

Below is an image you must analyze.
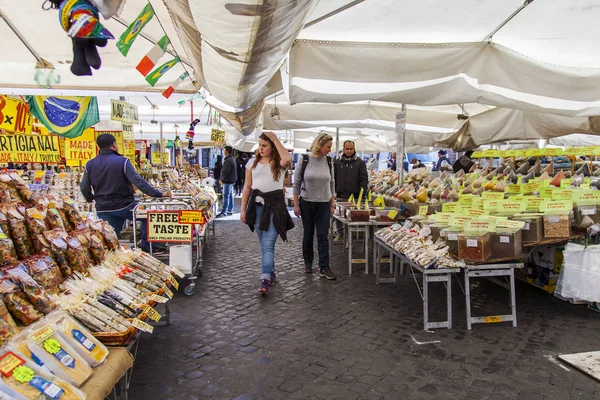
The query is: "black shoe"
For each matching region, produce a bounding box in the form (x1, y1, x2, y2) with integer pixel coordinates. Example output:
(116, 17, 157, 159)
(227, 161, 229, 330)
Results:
(226, 212, 233, 216)
(304, 263, 313, 274)
(320, 268, 337, 280)
(216, 213, 226, 218)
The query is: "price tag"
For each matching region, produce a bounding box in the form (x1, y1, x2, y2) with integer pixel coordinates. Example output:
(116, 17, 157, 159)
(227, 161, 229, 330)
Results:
(560, 179, 573, 188)
(442, 202, 461, 213)
(458, 195, 474, 207)
(168, 275, 180, 291)
(483, 316, 503, 323)
(418, 205, 428, 217)
(524, 182, 541, 193)
(551, 189, 573, 201)
(541, 200, 573, 214)
(465, 220, 496, 232)
(387, 210, 398, 219)
(497, 220, 526, 230)
(144, 305, 162, 322)
(0, 352, 25, 376)
(526, 197, 547, 212)
(132, 318, 154, 333)
(507, 184, 522, 194)
(29, 326, 55, 344)
(481, 192, 504, 200)
(164, 286, 174, 299)
(178, 210, 206, 225)
(170, 267, 185, 279)
(150, 294, 169, 303)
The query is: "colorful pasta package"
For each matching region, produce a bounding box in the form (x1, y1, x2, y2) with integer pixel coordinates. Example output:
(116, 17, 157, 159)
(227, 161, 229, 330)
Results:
(48, 312, 108, 367)
(0, 210, 12, 241)
(45, 208, 65, 231)
(23, 256, 64, 295)
(0, 279, 42, 326)
(25, 208, 48, 238)
(26, 324, 93, 387)
(88, 236, 106, 265)
(6, 209, 33, 260)
(0, 183, 11, 204)
(87, 221, 106, 247)
(60, 199, 84, 228)
(0, 301, 18, 347)
(0, 350, 85, 399)
(43, 231, 73, 278)
(100, 221, 119, 250)
(49, 201, 72, 232)
(0, 176, 21, 202)
(15, 183, 35, 204)
(6, 266, 56, 315)
(70, 231, 94, 265)
(65, 236, 90, 275)
(0, 228, 18, 268)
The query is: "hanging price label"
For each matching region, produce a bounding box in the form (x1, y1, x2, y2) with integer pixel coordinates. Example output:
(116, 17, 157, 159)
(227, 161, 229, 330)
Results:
(168, 275, 180, 291)
(144, 305, 162, 322)
(418, 205, 428, 217)
(163, 286, 174, 299)
(149, 294, 169, 303)
(170, 267, 185, 278)
(132, 318, 154, 333)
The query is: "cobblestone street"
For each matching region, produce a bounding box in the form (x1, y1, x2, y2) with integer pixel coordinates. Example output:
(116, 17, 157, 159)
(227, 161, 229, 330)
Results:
(130, 205, 600, 400)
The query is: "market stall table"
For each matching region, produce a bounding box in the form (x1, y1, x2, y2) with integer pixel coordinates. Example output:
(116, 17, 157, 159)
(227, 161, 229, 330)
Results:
(331, 214, 371, 275)
(81, 347, 135, 400)
(374, 237, 459, 331)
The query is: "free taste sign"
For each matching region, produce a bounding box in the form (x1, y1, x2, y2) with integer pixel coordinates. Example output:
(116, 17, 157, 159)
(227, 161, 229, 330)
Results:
(147, 211, 192, 243)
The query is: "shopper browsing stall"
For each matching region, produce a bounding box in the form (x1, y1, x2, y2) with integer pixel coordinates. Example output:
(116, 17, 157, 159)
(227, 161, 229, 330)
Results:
(333, 140, 368, 241)
(80, 134, 169, 252)
(217, 146, 237, 217)
(240, 132, 294, 296)
(433, 150, 451, 172)
(293, 133, 337, 280)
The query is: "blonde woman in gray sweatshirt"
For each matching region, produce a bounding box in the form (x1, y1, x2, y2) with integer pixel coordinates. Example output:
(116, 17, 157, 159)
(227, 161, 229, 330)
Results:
(293, 133, 336, 280)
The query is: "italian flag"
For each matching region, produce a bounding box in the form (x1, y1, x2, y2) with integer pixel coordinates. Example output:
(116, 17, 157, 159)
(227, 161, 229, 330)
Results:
(162, 72, 189, 99)
(136, 35, 169, 76)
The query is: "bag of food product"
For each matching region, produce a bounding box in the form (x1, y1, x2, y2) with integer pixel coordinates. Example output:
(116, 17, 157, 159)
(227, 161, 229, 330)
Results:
(0, 176, 21, 202)
(65, 236, 90, 274)
(0, 279, 43, 326)
(100, 221, 119, 250)
(0, 228, 18, 268)
(43, 231, 73, 278)
(6, 209, 33, 260)
(48, 312, 109, 367)
(6, 266, 56, 315)
(15, 183, 35, 204)
(25, 324, 93, 387)
(49, 200, 72, 232)
(70, 230, 95, 265)
(0, 210, 12, 241)
(0, 301, 18, 347)
(60, 199, 84, 228)
(87, 221, 106, 246)
(23, 256, 64, 295)
(89, 235, 106, 265)
(45, 208, 65, 231)
(0, 183, 11, 203)
(0, 350, 85, 399)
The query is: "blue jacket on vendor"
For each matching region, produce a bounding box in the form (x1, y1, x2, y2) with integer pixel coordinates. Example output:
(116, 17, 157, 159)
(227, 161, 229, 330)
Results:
(80, 149, 162, 212)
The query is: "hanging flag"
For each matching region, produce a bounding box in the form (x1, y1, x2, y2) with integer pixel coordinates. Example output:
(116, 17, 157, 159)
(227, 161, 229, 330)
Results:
(26, 96, 99, 139)
(146, 57, 180, 87)
(136, 35, 169, 76)
(162, 72, 189, 98)
(116, 3, 155, 56)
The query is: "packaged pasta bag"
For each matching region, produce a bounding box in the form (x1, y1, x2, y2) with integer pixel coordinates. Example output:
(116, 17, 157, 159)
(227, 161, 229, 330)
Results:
(0, 210, 12, 241)
(6, 209, 33, 260)
(26, 324, 93, 387)
(0, 228, 18, 268)
(43, 231, 73, 278)
(65, 236, 90, 275)
(0, 176, 21, 202)
(87, 221, 106, 247)
(0, 350, 85, 399)
(60, 199, 83, 229)
(45, 208, 65, 231)
(0, 301, 18, 347)
(0, 279, 42, 326)
(47, 312, 108, 367)
(49, 201, 72, 232)
(6, 266, 56, 315)
(70, 231, 94, 265)
(88, 236, 106, 265)
(23, 256, 64, 295)
(0, 183, 11, 204)
(15, 185, 35, 204)
(100, 221, 119, 250)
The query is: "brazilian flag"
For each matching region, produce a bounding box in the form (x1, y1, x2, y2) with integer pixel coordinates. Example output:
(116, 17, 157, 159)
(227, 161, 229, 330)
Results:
(27, 96, 99, 139)
(117, 3, 155, 56)
(146, 57, 180, 87)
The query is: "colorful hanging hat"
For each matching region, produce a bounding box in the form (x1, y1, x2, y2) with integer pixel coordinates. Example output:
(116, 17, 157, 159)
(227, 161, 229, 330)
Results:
(59, 0, 114, 39)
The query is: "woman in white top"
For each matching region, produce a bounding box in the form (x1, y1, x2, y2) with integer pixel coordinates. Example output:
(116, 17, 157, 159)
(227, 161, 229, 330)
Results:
(240, 132, 293, 296)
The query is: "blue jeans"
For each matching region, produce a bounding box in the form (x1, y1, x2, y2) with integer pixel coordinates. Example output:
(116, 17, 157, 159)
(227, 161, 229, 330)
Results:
(222, 183, 234, 214)
(254, 205, 278, 281)
(299, 198, 331, 269)
(97, 203, 148, 249)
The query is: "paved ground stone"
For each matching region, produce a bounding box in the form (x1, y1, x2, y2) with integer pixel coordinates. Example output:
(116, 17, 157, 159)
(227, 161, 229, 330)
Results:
(129, 200, 600, 399)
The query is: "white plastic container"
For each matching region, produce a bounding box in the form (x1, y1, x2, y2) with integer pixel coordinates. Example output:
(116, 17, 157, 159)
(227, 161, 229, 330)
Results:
(169, 245, 193, 276)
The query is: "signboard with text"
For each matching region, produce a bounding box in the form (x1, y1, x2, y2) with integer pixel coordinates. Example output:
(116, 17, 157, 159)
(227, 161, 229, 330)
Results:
(110, 100, 139, 123)
(0, 134, 61, 163)
(147, 211, 192, 243)
(95, 130, 123, 152)
(0, 95, 32, 135)
(65, 127, 96, 166)
(178, 210, 206, 225)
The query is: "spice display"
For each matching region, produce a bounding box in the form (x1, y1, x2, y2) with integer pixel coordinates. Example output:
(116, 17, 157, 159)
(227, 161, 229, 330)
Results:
(346, 209, 370, 222)
(0, 279, 43, 326)
(491, 229, 523, 259)
(0, 351, 85, 400)
(26, 325, 94, 387)
(23, 256, 64, 295)
(0, 301, 18, 346)
(514, 215, 543, 243)
(575, 205, 600, 226)
(543, 215, 571, 238)
(458, 232, 491, 262)
(376, 209, 401, 223)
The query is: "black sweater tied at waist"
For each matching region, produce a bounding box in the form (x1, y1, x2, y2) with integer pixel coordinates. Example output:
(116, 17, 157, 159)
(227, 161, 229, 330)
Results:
(245, 189, 295, 241)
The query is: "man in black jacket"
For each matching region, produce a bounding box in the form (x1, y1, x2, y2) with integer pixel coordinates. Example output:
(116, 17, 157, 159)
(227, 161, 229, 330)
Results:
(217, 146, 238, 217)
(333, 140, 368, 240)
(80, 134, 168, 252)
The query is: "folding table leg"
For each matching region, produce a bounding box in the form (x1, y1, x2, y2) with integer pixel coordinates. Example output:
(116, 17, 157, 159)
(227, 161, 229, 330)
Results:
(364, 228, 370, 275)
(447, 274, 452, 329)
(510, 268, 517, 327)
(348, 227, 353, 275)
(465, 271, 473, 330)
(423, 274, 429, 331)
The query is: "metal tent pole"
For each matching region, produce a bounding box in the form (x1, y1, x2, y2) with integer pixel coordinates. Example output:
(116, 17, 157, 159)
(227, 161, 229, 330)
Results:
(396, 104, 406, 185)
(336, 127, 340, 155)
(159, 122, 164, 167)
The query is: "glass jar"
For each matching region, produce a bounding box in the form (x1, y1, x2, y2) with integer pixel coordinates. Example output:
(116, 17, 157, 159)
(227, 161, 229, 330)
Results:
(458, 232, 491, 262)
(491, 229, 523, 259)
(543, 214, 571, 238)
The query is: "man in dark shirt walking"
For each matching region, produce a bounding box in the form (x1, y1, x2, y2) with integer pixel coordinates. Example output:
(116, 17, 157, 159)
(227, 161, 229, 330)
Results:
(80, 134, 169, 252)
(217, 146, 238, 217)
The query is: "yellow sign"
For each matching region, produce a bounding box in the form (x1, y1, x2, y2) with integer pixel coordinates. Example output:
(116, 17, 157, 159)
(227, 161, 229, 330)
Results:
(442, 202, 461, 213)
(110, 100, 139, 123)
(461, 208, 489, 217)
(122, 122, 134, 140)
(497, 220, 526, 230)
(0, 134, 61, 163)
(507, 184, 522, 194)
(178, 210, 206, 225)
(481, 192, 504, 200)
(123, 139, 136, 165)
(483, 316, 503, 323)
(95, 130, 123, 151)
(418, 205, 428, 217)
(151, 151, 168, 165)
(551, 189, 573, 201)
(210, 128, 225, 144)
(0, 95, 32, 135)
(132, 318, 154, 334)
(541, 200, 573, 214)
(147, 211, 192, 243)
(526, 197, 548, 212)
(540, 148, 563, 156)
(465, 220, 496, 232)
(458, 195, 475, 207)
(144, 305, 161, 322)
(497, 200, 526, 213)
(471, 151, 483, 159)
(65, 128, 95, 167)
